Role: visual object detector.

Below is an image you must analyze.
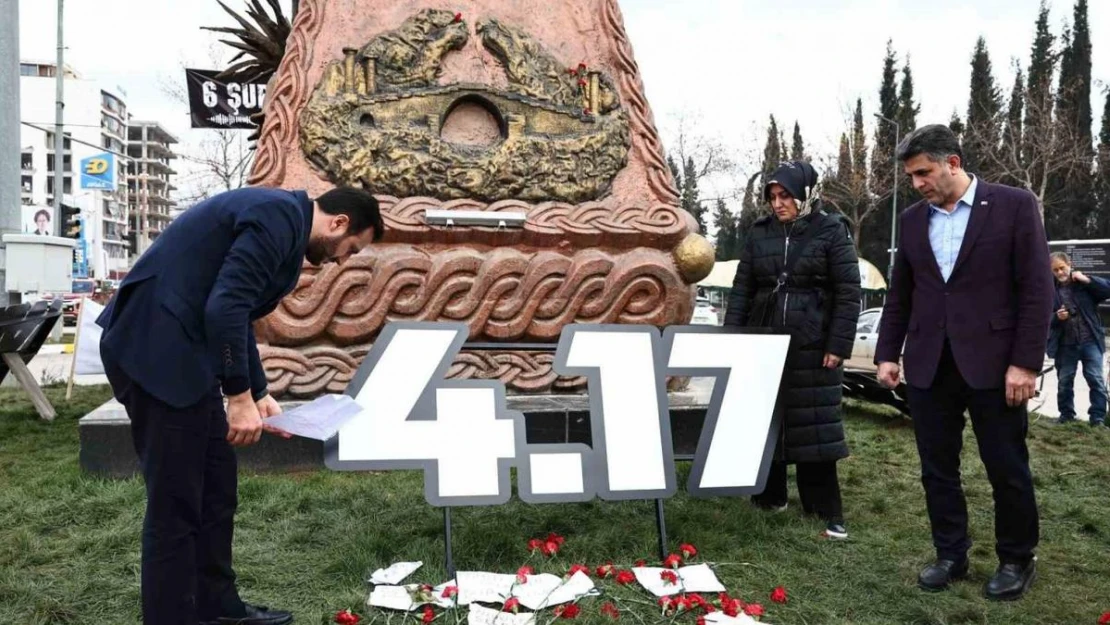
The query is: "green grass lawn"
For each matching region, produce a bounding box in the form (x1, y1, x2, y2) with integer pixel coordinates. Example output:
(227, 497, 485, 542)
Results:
(1, 386, 1109, 625)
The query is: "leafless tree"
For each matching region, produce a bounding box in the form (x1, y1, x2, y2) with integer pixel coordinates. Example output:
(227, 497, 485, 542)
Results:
(819, 100, 890, 253)
(965, 80, 1093, 217)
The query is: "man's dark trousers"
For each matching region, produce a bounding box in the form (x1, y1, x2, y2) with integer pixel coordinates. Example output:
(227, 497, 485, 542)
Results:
(106, 360, 246, 624)
(906, 341, 1039, 566)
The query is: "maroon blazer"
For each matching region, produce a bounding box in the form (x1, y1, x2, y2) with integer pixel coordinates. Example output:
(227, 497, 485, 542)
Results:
(874, 179, 1053, 390)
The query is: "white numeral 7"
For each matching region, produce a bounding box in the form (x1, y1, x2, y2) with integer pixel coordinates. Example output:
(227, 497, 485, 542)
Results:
(662, 326, 791, 497)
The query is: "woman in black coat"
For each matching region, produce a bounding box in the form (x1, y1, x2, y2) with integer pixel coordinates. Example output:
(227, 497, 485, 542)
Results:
(724, 160, 861, 539)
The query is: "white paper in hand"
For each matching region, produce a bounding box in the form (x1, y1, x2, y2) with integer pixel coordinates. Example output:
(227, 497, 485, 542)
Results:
(262, 394, 362, 441)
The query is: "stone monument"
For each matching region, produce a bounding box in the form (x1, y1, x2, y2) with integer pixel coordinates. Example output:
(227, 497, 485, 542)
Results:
(246, 0, 714, 398)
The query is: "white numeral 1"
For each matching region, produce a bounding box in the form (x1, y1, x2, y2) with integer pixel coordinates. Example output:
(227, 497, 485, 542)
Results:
(554, 325, 676, 500)
(663, 327, 790, 496)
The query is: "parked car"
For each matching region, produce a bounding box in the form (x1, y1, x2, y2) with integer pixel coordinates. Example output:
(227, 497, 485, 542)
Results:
(842, 306, 1051, 416)
(691, 297, 719, 325)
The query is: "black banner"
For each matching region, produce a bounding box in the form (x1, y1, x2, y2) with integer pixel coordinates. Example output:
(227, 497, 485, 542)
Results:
(185, 68, 268, 129)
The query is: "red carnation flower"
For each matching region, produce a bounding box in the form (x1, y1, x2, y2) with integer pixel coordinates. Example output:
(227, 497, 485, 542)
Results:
(578, 78, 587, 87)
(615, 570, 636, 585)
(527, 538, 543, 552)
(744, 603, 764, 618)
(596, 563, 615, 578)
(568, 564, 590, 578)
(663, 554, 683, 569)
(334, 609, 360, 625)
(516, 565, 533, 584)
(452, 12, 462, 23)
(634, 559, 647, 568)
(600, 602, 620, 619)
(503, 598, 521, 613)
(660, 570, 678, 585)
(554, 604, 580, 619)
(546, 533, 566, 546)
(542, 541, 560, 556)
(441, 586, 458, 599)
(696, 617, 706, 625)
(1100, 613, 1110, 625)
(422, 606, 435, 625)
(770, 585, 787, 604)
(679, 543, 698, 558)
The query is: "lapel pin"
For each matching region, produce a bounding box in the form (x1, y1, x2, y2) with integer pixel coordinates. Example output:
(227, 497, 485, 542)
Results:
(981, 201, 988, 205)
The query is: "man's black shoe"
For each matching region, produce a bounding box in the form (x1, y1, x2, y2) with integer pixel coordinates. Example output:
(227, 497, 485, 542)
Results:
(917, 558, 969, 591)
(984, 559, 1037, 601)
(201, 604, 294, 625)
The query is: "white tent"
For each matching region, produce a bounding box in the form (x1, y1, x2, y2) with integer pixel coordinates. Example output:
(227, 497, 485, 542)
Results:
(697, 260, 739, 289)
(699, 259, 886, 291)
(858, 259, 887, 291)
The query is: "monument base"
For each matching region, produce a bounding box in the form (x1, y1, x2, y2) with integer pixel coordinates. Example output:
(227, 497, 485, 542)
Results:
(78, 385, 713, 479)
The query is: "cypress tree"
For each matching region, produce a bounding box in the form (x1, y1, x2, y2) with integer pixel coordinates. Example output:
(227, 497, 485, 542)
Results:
(791, 122, 807, 162)
(965, 36, 1002, 178)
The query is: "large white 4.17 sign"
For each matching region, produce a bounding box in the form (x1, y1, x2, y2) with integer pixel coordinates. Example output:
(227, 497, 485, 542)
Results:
(324, 322, 791, 506)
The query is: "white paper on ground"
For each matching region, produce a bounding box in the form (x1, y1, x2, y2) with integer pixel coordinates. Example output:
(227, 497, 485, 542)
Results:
(469, 604, 536, 625)
(511, 571, 597, 610)
(369, 561, 423, 585)
(631, 567, 683, 597)
(368, 585, 419, 611)
(261, 394, 363, 440)
(432, 580, 459, 608)
(677, 564, 727, 593)
(456, 571, 518, 605)
(632, 565, 725, 596)
(705, 611, 761, 624)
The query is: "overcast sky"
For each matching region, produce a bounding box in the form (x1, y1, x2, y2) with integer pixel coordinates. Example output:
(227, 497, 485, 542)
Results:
(17, 0, 1110, 205)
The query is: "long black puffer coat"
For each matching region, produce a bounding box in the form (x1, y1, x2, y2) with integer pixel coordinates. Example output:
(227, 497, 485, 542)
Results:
(724, 207, 862, 464)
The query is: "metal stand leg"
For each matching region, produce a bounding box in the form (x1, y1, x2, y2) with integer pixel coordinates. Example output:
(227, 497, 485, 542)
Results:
(654, 499, 668, 562)
(444, 507, 456, 581)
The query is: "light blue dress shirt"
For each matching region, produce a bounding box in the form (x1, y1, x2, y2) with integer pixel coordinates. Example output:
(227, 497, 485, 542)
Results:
(928, 176, 978, 282)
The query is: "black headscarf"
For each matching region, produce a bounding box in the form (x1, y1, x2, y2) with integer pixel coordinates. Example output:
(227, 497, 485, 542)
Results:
(762, 161, 820, 206)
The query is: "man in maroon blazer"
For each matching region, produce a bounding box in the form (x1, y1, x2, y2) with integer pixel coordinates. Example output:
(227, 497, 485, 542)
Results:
(874, 125, 1053, 601)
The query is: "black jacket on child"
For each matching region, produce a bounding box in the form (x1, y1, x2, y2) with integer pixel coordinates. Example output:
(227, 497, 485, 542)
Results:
(724, 206, 862, 463)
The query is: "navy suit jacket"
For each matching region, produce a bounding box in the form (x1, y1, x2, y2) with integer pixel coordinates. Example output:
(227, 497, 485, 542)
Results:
(98, 187, 313, 408)
(874, 180, 1054, 390)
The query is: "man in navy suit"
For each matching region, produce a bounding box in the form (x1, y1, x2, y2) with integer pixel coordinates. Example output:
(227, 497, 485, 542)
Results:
(98, 186, 383, 625)
(875, 125, 1053, 600)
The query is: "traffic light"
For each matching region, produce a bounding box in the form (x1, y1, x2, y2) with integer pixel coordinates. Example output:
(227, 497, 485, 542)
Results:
(60, 203, 81, 239)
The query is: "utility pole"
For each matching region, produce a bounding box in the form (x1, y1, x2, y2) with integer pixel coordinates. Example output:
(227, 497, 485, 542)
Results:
(53, 0, 66, 235)
(0, 0, 23, 305)
(874, 114, 900, 287)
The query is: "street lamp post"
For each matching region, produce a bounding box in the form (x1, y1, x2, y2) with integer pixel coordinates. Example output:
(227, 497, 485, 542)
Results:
(874, 114, 900, 288)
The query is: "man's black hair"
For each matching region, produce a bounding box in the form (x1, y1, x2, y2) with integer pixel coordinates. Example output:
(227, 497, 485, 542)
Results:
(315, 187, 384, 241)
(895, 124, 965, 166)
